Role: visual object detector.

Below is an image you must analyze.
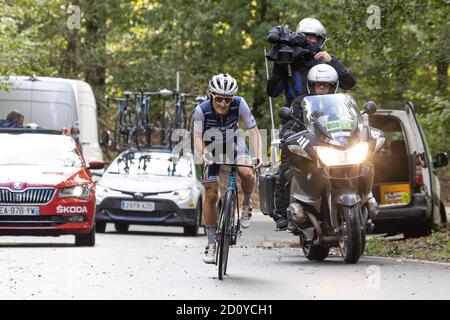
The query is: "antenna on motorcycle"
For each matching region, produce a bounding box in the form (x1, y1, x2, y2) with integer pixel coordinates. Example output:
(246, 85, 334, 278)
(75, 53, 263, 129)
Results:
(264, 48, 279, 168)
(362, 101, 377, 115)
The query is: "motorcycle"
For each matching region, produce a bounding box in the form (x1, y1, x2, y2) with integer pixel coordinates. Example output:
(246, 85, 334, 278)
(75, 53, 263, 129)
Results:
(277, 93, 385, 264)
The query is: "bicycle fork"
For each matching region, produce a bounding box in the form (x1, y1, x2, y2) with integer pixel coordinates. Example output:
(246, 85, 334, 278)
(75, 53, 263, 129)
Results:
(227, 168, 242, 245)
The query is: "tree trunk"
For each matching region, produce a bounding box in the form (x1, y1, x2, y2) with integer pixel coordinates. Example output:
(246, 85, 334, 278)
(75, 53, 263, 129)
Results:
(437, 61, 448, 94)
(251, 0, 269, 125)
(61, 33, 78, 78)
(83, 0, 107, 116)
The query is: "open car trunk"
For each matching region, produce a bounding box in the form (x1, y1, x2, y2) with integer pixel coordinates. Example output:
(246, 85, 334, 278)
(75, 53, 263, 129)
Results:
(370, 114, 412, 207)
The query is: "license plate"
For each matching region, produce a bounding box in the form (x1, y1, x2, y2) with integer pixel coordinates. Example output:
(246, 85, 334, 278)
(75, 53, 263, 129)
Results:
(121, 201, 155, 212)
(0, 206, 40, 216)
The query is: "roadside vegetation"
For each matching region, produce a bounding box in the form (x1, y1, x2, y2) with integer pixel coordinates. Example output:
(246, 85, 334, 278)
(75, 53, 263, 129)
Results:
(366, 225, 450, 262)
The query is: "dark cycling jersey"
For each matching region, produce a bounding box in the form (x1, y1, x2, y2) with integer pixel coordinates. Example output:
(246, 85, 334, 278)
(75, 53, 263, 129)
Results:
(193, 96, 256, 143)
(193, 96, 256, 183)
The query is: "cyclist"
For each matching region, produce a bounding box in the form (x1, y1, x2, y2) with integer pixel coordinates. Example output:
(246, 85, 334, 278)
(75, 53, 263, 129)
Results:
(193, 73, 262, 264)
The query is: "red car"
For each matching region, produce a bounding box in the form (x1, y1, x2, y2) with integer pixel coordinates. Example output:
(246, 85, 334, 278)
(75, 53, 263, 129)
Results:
(0, 128, 104, 246)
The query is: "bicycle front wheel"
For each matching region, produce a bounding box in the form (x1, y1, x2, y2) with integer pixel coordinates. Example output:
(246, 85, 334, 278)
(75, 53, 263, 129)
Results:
(114, 113, 127, 152)
(217, 188, 236, 280)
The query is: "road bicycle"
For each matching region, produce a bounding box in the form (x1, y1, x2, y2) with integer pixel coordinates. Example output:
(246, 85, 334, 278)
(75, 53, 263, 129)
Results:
(207, 161, 257, 280)
(111, 96, 134, 152)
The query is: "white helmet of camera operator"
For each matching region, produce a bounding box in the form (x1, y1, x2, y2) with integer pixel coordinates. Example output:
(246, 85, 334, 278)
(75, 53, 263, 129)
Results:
(208, 73, 238, 96)
(296, 18, 327, 48)
(307, 64, 339, 94)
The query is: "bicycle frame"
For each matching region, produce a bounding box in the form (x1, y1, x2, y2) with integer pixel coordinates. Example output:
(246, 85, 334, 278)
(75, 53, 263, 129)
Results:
(212, 162, 255, 280)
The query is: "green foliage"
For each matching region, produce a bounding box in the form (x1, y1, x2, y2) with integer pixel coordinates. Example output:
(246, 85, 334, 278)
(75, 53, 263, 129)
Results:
(366, 225, 450, 261)
(0, 0, 448, 155)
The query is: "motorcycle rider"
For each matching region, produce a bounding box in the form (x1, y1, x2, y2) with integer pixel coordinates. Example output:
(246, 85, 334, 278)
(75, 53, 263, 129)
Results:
(274, 64, 339, 230)
(266, 18, 356, 108)
(275, 64, 379, 231)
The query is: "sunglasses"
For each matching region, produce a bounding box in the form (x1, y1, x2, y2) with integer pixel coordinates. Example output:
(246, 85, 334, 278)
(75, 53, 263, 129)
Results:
(211, 94, 233, 105)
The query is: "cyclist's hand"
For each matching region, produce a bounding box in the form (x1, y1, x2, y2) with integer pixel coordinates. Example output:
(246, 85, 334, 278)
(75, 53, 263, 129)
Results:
(202, 152, 214, 165)
(253, 158, 263, 170)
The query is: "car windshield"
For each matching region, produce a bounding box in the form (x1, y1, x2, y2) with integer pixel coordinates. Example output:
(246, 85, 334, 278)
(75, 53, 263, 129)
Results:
(302, 93, 362, 146)
(0, 133, 83, 167)
(108, 152, 192, 178)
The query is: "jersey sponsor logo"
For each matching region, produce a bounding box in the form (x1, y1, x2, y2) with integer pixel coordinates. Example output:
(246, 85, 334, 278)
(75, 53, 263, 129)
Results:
(56, 205, 88, 214)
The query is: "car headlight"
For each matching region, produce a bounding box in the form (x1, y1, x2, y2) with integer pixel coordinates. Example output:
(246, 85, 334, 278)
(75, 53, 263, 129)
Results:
(59, 185, 90, 200)
(316, 142, 369, 167)
(173, 189, 191, 201)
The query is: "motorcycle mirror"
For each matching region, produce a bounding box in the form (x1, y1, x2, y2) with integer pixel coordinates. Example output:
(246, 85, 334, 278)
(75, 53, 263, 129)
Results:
(434, 152, 448, 168)
(362, 101, 377, 115)
(279, 107, 292, 121)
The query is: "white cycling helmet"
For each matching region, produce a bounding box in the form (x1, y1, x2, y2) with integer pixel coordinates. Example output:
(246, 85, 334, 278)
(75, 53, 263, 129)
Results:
(296, 18, 327, 48)
(208, 73, 238, 96)
(307, 64, 339, 94)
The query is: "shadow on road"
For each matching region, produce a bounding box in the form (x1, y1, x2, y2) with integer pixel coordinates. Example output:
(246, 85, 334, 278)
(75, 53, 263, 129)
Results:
(0, 242, 75, 248)
(103, 230, 205, 238)
(276, 255, 379, 267)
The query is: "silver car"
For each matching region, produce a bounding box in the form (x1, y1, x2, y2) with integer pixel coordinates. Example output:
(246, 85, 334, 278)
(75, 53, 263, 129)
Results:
(369, 102, 448, 238)
(95, 148, 203, 236)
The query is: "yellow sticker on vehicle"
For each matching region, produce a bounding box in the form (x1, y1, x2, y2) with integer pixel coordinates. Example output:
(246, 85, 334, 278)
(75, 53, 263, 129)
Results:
(325, 120, 352, 132)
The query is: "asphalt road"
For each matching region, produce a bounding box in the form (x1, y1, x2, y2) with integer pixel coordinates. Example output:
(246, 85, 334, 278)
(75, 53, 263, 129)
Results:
(0, 210, 449, 300)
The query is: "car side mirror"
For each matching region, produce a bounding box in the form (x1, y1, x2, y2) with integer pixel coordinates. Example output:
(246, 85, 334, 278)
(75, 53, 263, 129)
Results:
(362, 101, 377, 115)
(434, 153, 448, 168)
(88, 161, 106, 170)
(279, 107, 292, 121)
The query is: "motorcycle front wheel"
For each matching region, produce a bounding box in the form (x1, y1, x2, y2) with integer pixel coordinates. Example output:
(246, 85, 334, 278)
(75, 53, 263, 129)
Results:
(299, 232, 330, 261)
(338, 205, 362, 264)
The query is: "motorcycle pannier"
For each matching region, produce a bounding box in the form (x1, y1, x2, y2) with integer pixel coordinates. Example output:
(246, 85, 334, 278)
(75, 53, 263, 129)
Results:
(259, 169, 277, 216)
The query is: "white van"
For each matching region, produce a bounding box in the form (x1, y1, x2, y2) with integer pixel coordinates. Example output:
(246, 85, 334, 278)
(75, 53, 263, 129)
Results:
(0, 76, 103, 163)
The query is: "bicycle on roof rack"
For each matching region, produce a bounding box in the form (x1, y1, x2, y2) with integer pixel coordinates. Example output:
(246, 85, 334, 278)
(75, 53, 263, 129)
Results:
(111, 88, 174, 152)
(110, 96, 134, 152)
(110, 81, 207, 153)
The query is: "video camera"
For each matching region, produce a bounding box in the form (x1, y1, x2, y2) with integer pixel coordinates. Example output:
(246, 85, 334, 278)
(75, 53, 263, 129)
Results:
(265, 25, 317, 66)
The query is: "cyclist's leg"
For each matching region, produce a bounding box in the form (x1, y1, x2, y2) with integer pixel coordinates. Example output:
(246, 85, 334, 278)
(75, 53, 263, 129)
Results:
(235, 137, 254, 228)
(235, 137, 254, 206)
(202, 163, 220, 244)
(202, 164, 220, 263)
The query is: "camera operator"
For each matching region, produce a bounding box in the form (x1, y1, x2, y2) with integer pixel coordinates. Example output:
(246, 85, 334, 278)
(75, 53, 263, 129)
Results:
(266, 18, 357, 230)
(266, 18, 356, 109)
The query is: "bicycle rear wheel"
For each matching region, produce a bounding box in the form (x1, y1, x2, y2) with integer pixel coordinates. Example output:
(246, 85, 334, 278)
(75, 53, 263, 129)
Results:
(175, 102, 184, 129)
(217, 188, 236, 280)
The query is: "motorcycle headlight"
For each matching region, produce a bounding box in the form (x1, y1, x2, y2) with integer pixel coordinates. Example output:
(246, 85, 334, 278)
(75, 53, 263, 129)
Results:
(59, 185, 90, 200)
(173, 189, 191, 201)
(316, 142, 369, 167)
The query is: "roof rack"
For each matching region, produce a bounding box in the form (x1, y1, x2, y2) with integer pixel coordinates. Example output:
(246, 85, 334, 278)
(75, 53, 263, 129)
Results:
(123, 145, 172, 153)
(0, 128, 63, 135)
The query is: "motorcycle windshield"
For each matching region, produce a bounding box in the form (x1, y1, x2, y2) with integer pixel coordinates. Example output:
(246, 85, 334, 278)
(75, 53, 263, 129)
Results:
(301, 94, 361, 146)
